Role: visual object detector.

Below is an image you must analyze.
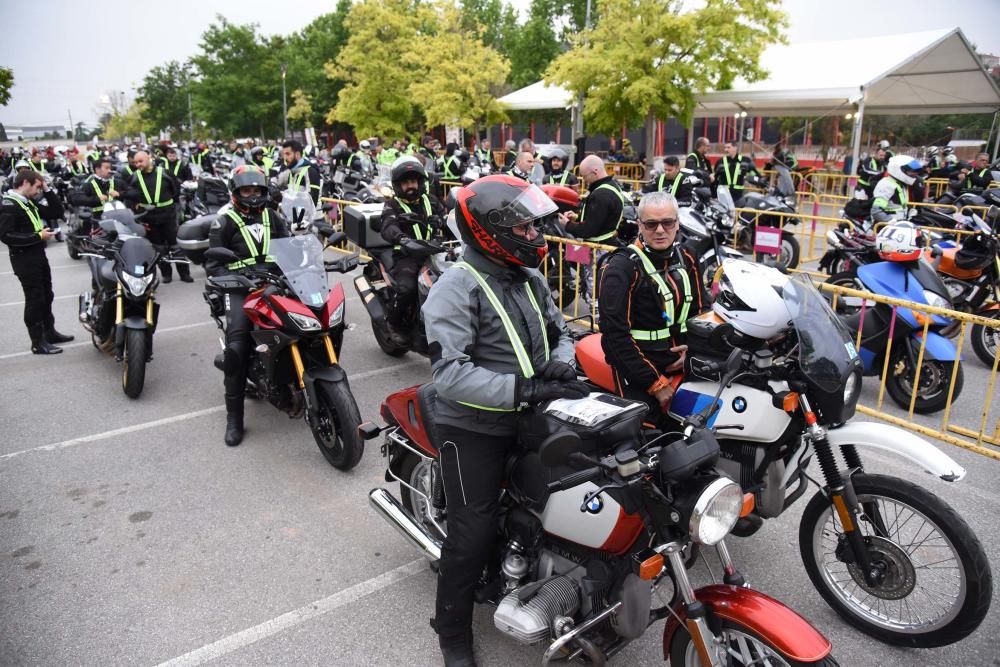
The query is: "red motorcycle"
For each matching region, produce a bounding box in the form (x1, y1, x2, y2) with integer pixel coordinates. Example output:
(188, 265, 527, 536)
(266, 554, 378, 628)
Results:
(204, 231, 365, 469)
(361, 353, 837, 666)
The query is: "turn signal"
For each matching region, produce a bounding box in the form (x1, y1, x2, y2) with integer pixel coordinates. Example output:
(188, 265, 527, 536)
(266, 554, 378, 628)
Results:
(740, 493, 755, 518)
(914, 312, 932, 328)
(638, 554, 664, 580)
(782, 392, 799, 413)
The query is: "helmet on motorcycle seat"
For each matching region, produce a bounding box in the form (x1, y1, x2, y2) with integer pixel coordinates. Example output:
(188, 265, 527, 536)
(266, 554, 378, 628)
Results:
(390, 155, 427, 199)
(539, 183, 579, 213)
(228, 165, 269, 214)
(876, 221, 923, 262)
(712, 259, 790, 341)
(359, 140, 371, 151)
(453, 174, 557, 269)
(887, 155, 922, 186)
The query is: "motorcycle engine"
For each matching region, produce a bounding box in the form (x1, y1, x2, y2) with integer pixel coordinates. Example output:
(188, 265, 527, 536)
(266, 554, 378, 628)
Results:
(941, 277, 968, 303)
(494, 575, 580, 645)
(718, 443, 785, 518)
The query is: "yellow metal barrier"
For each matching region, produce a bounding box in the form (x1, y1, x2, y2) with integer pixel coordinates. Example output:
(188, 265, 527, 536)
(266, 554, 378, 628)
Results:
(542, 235, 617, 330)
(732, 203, 853, 265)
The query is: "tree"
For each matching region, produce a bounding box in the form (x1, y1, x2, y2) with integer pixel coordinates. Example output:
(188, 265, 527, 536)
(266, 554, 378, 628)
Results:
(507, 0, 561, 89)
(286, 89, 315, 130)
(103, 102, 151, 140)
(545, 0, 786, 152)
(325, 0, 431, 138)
(458, 0, 518, 56)
(281, 4, 352, 129)
(137, 60, 192, 136)
(0, 67, 13, 107)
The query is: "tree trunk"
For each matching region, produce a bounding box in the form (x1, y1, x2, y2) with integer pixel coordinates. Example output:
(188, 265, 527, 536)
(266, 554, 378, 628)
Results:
(644, 109, 656, 173)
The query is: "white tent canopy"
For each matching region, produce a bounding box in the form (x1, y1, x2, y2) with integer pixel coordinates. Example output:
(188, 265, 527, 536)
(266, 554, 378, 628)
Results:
(497, 80, 573, 111)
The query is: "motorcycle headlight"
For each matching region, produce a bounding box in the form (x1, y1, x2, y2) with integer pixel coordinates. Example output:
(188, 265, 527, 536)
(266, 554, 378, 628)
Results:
(120, 272, 154, 297)
(328, 302, 345, 328)
(922, 289, 951, 310)
(843, 371, 860, 405)
(688, 477, 743, 546)
(288, 311, 322, 332)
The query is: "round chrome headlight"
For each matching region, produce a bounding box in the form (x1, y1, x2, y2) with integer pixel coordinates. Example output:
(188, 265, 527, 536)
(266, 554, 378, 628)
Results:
(843, 371, 859, 405)
(689, 477, 743, 545)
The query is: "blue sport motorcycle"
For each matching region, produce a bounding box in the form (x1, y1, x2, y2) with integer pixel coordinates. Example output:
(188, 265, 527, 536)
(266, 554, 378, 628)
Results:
(834, 258, 962, 414)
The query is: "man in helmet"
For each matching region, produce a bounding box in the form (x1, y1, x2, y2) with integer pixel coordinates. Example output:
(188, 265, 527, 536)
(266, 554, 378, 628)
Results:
(641, 155, 694, 203)
(422, 174, 589, 666)
(597, 191, 707, 420)
(685, 137, 713, 183)
(207, 166, 291, 447)
(122, 150, 193, 283)
(544, 148, 578, 187)
(855, 146, 887, 199)
(378, 156, 447, 345)
(348, 139, 373, 174)
(191, 142, 214, 175)
(872, 155, 922, 221)
(473, 138, 496, 170)
(564, 155, 626, 244)
(878, 139, 895, 160)
(279, 139, 322, 206)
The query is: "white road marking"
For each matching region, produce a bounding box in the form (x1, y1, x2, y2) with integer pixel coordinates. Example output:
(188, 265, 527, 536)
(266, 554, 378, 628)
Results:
(0, 294, 78, 307)
(0, 360, 426, 461)
(155, 558, 427, 667)
(0, 321, 215, 361)
(0, 263, 79, 276)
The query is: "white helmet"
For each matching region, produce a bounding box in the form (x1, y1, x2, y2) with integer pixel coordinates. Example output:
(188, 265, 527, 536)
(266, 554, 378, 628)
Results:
(712, 259, 791, 340)
(927, 146, 939, 157)
(886, 155, 922, 186)
(359, 140, 371, 151)
(877, 140, 891, 151)
(875, 221, 923, 262)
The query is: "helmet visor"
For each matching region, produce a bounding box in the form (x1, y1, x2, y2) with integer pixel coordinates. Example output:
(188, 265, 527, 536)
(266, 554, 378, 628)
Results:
(489, 183, 558, 229)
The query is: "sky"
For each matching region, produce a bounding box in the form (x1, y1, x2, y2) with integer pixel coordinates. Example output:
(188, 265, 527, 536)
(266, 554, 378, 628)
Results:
(1, 0, 999, 129)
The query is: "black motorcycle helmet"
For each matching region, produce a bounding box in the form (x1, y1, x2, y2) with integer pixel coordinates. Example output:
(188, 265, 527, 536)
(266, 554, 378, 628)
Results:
(229, 165, 268, 214)
(549, 148, 568, 170)
(390, 155, 427, 201)
(453, 175, 557, 269)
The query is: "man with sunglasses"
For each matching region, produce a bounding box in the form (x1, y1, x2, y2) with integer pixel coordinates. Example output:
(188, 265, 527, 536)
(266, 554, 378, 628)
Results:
(597, 191, 708, 419)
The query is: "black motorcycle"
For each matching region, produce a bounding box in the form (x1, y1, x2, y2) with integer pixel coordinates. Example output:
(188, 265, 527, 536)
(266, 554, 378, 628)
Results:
(732, 164, 801, 269)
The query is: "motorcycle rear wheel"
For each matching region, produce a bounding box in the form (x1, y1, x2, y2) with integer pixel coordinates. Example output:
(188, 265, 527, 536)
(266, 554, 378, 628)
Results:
(311, 379, 364, 470)
(668, 618, 839, 666)
(372, 319, 408, 357)
(399, 451, 446, 539)
(970, 312, 1000, 367)
(122, 329, 147, 399)
(884, 348, 962, 414)
(824, 270, 867, 316)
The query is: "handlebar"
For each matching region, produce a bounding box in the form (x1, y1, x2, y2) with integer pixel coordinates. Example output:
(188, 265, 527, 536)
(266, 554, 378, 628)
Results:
(547, 466, 602, 492)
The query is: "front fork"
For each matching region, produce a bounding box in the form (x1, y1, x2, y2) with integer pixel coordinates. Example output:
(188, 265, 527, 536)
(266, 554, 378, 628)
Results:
(290, 333, 341, 415)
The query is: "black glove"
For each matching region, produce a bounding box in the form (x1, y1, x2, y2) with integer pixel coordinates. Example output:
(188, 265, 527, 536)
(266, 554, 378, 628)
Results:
(517, 377, 590, 405)
(428, 214, 444, 229)
(401, 239, 424, 256)
(397, 236, 413, 254)
(536, 360, 577, 382)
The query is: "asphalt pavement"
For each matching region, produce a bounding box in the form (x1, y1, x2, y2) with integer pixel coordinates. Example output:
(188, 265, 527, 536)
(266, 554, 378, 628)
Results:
(1, 234, 999, 667)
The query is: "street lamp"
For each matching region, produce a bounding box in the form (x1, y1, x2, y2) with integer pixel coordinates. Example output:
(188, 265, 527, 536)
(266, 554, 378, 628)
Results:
(280, 63, 288, 139)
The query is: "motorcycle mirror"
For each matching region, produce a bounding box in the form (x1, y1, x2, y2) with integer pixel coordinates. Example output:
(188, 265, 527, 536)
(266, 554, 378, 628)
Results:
(537, 431, 582, 468)
(724, 347, 743, 375)
(205, 247, 239, 263)
(326, 231, 347, 246)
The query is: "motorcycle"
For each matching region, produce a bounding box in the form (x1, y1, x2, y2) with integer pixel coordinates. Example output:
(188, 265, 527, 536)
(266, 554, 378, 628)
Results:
(78, 207, 185, 398)
(677, 185, 744, 292)
(362, 372, 837, 666)
(575, 260, 992, 647)
(731, 165, 801, 269)
(202, 232, 365, 470)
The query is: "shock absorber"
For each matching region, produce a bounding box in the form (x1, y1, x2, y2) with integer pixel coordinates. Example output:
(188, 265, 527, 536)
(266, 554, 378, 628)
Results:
(841, 444, 864, 471)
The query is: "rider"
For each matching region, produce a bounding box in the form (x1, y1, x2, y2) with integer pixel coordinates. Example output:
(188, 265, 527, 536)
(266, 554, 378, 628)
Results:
(597, 191, 707, 421)
(422, 174, 589, 667)
(279, 139, 322, 206)
(564, 155, 625, 244)
(871, 155, 922, 221)
(642, 155, 695, 203)
(161, 146, 194, 183)
(348, 140, 373, 174)
(855, 146, 887, 199)
(544, 148, 578, 187)
(191, 142, 214, 175)
(502, 151, 535, 182)
(964, 153, 993, 192)
(65, 149, 90, 177)
(473, 139, 496, 170)
(440, 143, 464, 180)
(206, 166, 291, 447)
(70, 158, 120, 224)
(378, 156, 447, 345)
(713, 141, 759, 202)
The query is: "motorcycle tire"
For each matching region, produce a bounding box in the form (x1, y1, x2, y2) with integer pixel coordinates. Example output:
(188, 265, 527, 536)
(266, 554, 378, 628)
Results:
(970, 312, 1000, 367)
(122, 329, 147, 399)
(778, 232, 801, 270)
(372, 320, 408, 357)
(824, 270, 866, 316)
(398, 451, 445, 539)
(884, 347, 962, 414)
(311, 379, 364, 470)
(799, 472, 992, 648)
(67, 239, 80, 260)
(668, 618, 840, 666)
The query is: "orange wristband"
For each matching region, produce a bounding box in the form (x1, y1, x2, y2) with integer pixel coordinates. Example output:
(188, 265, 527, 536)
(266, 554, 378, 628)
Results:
(647, 375, 672, 395)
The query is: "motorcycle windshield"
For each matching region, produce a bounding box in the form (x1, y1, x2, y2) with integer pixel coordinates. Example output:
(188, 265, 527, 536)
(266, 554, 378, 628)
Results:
(717, 186, 736, 217)
(269, 235, 329, 308)
(774, 165, 795, 198)
(783, 276, 858, 392)
(280, 188, 316, 226)
(119, 237, 158, 277)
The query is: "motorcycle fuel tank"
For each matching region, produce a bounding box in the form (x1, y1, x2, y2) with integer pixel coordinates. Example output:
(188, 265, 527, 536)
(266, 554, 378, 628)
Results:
(540, 482, 644, 555)
(669, 380, 791, 444)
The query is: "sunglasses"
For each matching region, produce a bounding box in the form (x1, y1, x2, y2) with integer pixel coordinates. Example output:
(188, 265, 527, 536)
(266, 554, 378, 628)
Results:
(639, 218, 678, 231)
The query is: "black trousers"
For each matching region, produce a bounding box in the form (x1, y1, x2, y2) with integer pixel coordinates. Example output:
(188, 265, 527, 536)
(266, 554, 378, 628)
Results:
(222, 291, 251, 400)
(387, 254, 422, 326)
(434, 423, 516, 642)
(10, 248, 55, 340)
(145, 212, 189, 279)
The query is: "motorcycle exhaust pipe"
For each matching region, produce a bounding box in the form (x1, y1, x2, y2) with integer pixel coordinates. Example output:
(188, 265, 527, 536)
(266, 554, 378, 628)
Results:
(78, 292, 93, 330)
(353, 276, 388, 324)
(368, 488, 442, 563)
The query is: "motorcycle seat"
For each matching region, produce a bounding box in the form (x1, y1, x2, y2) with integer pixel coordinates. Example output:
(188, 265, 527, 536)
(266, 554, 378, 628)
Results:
(416, 384, 443, 450)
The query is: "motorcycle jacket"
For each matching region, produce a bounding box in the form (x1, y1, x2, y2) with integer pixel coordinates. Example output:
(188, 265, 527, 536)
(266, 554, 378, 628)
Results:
(66, 159, 90, 177)
(642, 170, 695, 202)
(474, 147, 496, 169)
(714, 155, 757, 192)
(872, 176, 908, 218)
(422, 246, 576, 436)
(160, 158, 194, 183)
(347, 151, 371, 174)
(70, 175, 120, 213)
(380, 193, 446, 247)
(191, 150, 214, 175)
(965, 167, 993, 191)
(280, 158, 322, 205)
(597, 240, 707, 393)
(856, 155, 885, 189)
(545, 170, 579, 187)
(0, 191, 59, 251)
(572, 175, 625, 242)
(685, 151, 712, 179)
(122, 166, 178, 224)
(206, 207, 290, 276)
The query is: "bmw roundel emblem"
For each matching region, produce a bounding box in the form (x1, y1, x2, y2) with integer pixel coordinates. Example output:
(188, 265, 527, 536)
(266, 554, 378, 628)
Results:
(585, 494, 604, 514)
(732, 397, 747, 413)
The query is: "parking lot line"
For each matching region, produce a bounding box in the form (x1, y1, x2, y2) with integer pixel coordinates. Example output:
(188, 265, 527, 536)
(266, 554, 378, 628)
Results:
(0, 321, 215, 361)
(155, 558, 427, 667)
(0, 359, 426, 462)
(0, 293, 78, 308)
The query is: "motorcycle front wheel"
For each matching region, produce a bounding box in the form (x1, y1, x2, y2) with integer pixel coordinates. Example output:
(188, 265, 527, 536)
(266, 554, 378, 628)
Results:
(311, 379, 364, 470)
(970, 311, 1000, 367)
(884, 348, 962, 414)
(122, 329, 148, 399)
(668, 618, 839, 666)
(824, 270, 867, 316)
(799, 473, 992, 648)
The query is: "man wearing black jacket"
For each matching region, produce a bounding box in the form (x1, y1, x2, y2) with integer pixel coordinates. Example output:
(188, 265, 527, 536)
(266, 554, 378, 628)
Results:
(565, 154, 625, 244)
(123, 150, 192, 283)
(69, 158, 120, 226)
(0, 170, 75, 354)
(279, 139, 322, 206)
(686, 137, 713, 182)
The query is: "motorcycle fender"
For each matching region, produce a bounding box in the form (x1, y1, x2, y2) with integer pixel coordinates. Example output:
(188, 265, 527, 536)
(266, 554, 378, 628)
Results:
(718, 245, 743, 259)
(826, 421, 966, 482)
(303, 365, 348, 412)
(912, 330, 959, 361)
(662, 585, 831, 663)
(979, 302, 1000, 313)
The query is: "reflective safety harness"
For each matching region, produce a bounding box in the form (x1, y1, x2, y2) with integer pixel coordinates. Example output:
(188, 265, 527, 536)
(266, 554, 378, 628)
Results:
(627, 242, 693, 339)
(394, 195, 433, 248)
(225, 209, 274, 270)
(475, 148, 491, 164)
(69, 161, 88, 176)
(29, 160, 46, 174)
(3, 194, 44, 235)
(547, 171, 570, 186)
(721, 156, 742, 191)
(163, 159, 181, 176)
(874, 181, 908, 213)
(858, 157, 880, 187)
(89, 177, 116, 212)
(582, 182, 625, 242)
(291, 163, 321, 195)
(193, 151, 207, 168)
(656, 172, 682, 196)
(453, 261, 549, 411)
(443, 156, 460, 180)
(967, 168, 990, 190)
(137, 167, 174, 208)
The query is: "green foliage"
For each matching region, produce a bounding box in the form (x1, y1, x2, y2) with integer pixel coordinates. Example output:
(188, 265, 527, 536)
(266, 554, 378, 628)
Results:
(507, 0, 561, 90)
(459, 0, 519, 55)
(0, 67, 13, 107)
(408, 0, 510, 134)
(286, 89, 315, 128)
(281, 4, 352, 128)
(545, 0, 786, 135)
(102, 102, 151, 140)
(136, 61, 192, 135)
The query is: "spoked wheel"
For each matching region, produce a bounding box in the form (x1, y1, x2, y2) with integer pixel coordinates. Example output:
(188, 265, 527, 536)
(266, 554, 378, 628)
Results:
(884, 347, 963, 414)
(399, 452, 446, 541)
(668, 618, 839, 666)
(121, 329, 147, 399)
(800, 473, 992, 648)
(311, 379, 364, 470)
(778, 233, 801, 270)
(970, 311, 1000, 367)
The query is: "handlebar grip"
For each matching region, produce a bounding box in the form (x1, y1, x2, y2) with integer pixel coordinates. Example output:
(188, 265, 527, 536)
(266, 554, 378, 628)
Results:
(548, 467, 601, 492)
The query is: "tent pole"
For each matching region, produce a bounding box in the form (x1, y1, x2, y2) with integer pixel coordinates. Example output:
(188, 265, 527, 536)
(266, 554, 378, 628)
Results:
(686, 118, 694, 154)
(849, 89, 866, 190)
(991, 110, 1000, 159)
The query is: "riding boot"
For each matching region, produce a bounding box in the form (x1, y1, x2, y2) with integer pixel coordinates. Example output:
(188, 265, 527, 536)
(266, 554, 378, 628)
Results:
(46, 325, 75, 343)
(177, 259, 194, 283)
(29, 324, 62, 355)
(159, 260, 173, 284)
(224, 394, 244, 447)
(437, 630, 477, 667)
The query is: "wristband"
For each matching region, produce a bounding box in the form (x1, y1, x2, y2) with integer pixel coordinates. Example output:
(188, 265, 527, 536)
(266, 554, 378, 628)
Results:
(647, 375, 672, 395)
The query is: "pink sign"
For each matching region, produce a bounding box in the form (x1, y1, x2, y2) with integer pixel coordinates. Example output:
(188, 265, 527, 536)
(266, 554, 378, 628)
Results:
(564, 244, 592, 265)
(753, 226, 783, 255)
